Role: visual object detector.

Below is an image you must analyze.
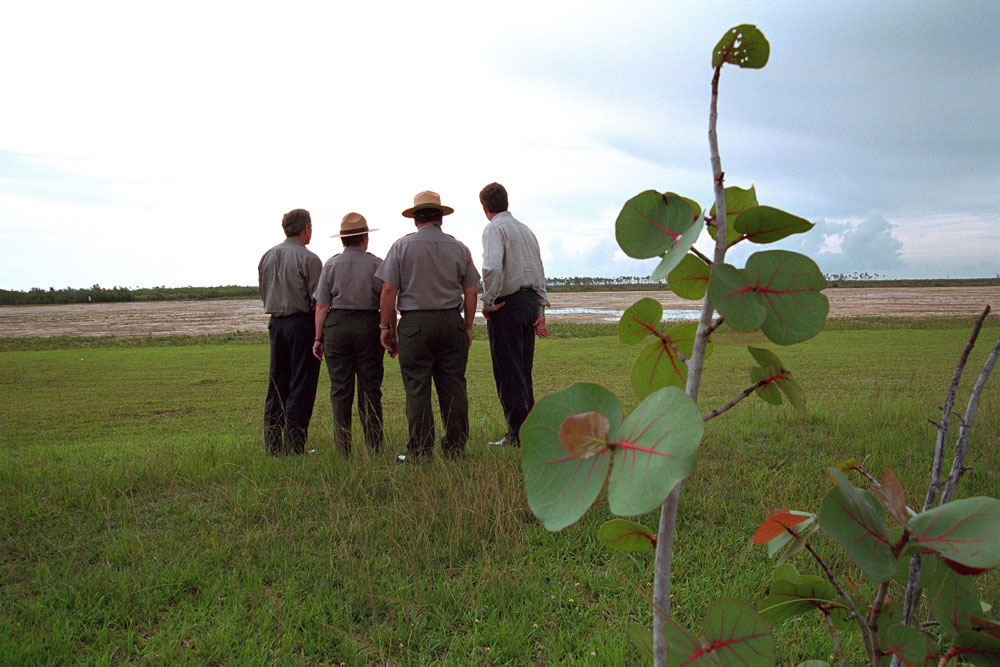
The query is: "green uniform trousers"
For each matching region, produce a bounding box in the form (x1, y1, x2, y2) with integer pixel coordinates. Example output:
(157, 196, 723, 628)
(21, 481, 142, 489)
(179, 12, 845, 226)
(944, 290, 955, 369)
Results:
(322, 309, 384, 454)
(396, 309, 469, 459)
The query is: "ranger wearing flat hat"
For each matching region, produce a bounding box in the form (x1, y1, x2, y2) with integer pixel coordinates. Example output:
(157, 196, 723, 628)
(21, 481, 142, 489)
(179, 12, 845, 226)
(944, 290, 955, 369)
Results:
(376, 191, 481, 460)
(312, 212, 385, 455)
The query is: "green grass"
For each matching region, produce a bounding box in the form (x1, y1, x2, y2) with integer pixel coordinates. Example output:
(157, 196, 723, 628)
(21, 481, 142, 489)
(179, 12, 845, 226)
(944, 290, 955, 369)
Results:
(2, 321, 999, 664)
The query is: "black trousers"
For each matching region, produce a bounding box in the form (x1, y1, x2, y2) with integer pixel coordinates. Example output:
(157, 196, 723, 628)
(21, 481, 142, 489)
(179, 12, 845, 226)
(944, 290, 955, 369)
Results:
(396, 309, 469, 458)
(323, 309, 384, 454)
(486, 288, 537, 443)
(264, 312, 320, 454)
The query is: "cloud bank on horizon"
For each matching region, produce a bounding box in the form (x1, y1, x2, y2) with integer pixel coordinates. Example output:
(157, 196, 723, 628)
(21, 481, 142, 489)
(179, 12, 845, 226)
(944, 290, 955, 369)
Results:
(1, 1, 998, 291)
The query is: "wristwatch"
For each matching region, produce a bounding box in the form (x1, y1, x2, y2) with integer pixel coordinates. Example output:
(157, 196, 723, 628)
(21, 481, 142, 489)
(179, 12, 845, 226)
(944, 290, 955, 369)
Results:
(379, 325, 390, 330)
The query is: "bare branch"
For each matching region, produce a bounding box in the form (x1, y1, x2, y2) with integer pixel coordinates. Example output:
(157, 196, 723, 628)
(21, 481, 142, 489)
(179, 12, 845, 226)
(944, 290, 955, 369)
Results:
(704, 316, 725, 338)
(689, 246, 712, 265)
(653, 329, 689, 366)
(804, 541, 876, 665)
(703, 379, 768, 422)
(941, 333, 999, 505)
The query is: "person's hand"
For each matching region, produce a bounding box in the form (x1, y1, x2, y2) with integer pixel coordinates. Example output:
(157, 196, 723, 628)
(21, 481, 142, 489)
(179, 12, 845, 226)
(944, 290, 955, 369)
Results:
(380, 328, 398, 358)
(481, 300, 506, 320)
(312, 340, 324, 360)
(533, 314, 550, 338)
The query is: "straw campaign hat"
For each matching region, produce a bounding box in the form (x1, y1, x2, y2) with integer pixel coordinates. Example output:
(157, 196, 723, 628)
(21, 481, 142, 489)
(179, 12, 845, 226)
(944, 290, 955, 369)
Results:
(331, 212, 378, 238)
(401, 190, 454, 218)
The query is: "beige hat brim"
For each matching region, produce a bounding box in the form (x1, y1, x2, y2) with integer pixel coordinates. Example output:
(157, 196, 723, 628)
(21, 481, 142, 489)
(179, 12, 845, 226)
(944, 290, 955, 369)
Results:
(401, 203, 454, 218)
(330, 227, 378, 238)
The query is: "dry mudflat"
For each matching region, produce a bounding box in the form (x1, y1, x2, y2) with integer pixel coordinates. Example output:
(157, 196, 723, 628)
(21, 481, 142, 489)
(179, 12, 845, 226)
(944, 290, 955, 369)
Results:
(0, 287, 997, 338)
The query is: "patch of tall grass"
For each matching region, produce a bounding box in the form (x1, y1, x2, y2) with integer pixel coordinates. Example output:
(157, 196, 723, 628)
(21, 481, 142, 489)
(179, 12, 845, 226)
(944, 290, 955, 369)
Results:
(1, 320, 998, 663)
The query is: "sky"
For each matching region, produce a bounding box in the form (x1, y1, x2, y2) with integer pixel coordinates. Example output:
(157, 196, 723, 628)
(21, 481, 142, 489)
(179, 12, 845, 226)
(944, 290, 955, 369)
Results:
(1, 0, 998, 291)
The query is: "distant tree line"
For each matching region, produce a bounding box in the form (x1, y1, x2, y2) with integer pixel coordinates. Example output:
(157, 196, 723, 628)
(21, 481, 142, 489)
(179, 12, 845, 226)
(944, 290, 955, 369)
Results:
(0, 284, 259, 306)
(3, 275, 998, 306)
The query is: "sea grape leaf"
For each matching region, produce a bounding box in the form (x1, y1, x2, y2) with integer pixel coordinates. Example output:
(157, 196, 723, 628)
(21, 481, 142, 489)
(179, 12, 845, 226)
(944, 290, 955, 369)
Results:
(707, 262, 766, 331)
(630, 323, 707, 399)
(628, 622, 655, 662)
(668, 191, 703, 226)
(735, 206, 814, 244)
(970, 616, 1000, 639)
(713, 24, 770, 69)
(668, 253, 711, 300)
(559, 412, 610, 459)
(819, 467, 896, 582)
(521, 383, 622, 531)
(660, 617, 708, 667)
(619, 297, 662, 344)
(751, 365, 783, 405)
(927, 560, 980, 637)
(710, 251, 828, 345)
(608, 386, 704, 517)
(882, 623, 927, 667)
(702, 599, 775, 665)
(873, 469, 910, 526)
(768, 516, 818, 562)
(616, 191, 695, 259)
(598, 519, 656, 553)
(953, 631, 1000, 666)
(651, 215, 703, 281)
(752, 509, 814, 545)
(709, 185, 758, 245)
(907, 497, 1000, 570)
(748, 346, 804, 413)
(759, 564, 844, 627)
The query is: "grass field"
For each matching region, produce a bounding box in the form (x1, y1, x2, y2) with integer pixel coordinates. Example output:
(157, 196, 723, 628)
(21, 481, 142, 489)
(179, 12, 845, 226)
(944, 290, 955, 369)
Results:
(2, 319, 999, 664)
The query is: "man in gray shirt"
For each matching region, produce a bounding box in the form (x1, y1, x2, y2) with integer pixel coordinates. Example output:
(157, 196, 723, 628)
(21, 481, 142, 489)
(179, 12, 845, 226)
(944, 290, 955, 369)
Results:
(479, 183, 550, 447)
(312, 212, 384, 456)
(258, 208, 322, 455)
(376, 191, 480, 460)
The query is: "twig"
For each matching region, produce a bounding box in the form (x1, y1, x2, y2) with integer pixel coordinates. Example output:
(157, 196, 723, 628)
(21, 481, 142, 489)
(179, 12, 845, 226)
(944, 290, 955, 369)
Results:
(852, 466, 917, 518)
(689, 246, 712, 265)
(653, 330, 690, 366)
(702, 379, 768, 421)
(823, 610, 846, 667)
(941, 333, 999, 505)
(804, 541, 876, 665)
(704, 316, 725, 338)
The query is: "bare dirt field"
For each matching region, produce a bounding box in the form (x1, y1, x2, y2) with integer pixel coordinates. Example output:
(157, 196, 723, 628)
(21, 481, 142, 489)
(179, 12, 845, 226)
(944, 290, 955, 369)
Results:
(1, 287, 997, 338)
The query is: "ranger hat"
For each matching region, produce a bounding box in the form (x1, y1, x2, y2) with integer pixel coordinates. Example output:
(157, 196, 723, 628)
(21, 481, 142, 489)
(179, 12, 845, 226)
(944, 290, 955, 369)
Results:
(401, 190, 454, 218)
(331, 212, 378, 237)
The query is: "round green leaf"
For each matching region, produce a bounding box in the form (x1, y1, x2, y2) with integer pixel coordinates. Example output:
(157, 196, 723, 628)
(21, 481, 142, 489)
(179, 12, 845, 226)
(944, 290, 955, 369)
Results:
(735, 206, 814, 244)
(521, 383, 622, 531)
(667, 253, 710, 300)
(709, 185, 757, 244)
(660, 617, 702, 667)
(702, 599, 775, 665)
(616, 191, 695, 259)
(883, 623, 928, 667)
(748, 346, 805, 413)
(628, 623, 654, 662)
(608, 386, 704, 517)
(953, 631, 1000, 665)
(819, 468, 896, 582)
(708, 262, 766, 331)
(619, 297, 662, 344)
(630, 323, 707, 399)
(650, 212, 703, 281)
(759, 566, 841, 626)
(909, 497, 1000, 570)
(712, 24, 770, 69)
(597, 519, 656, 553)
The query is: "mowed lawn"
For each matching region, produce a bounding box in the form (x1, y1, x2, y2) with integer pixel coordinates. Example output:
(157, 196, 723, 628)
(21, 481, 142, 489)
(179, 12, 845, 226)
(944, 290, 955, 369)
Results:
(2, 319, 999, 664)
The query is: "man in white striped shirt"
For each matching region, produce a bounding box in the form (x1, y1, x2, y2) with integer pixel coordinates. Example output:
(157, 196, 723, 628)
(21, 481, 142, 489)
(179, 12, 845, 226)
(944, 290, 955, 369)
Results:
(479, 182, 550, 447)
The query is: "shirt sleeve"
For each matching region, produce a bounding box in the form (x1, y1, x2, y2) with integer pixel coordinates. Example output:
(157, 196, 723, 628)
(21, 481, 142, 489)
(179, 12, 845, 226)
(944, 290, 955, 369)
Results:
(480, 224, 504, 307)
(374, 245, 400, 288)
(313, 263, 332, 305)
(461, 247, 482, 290)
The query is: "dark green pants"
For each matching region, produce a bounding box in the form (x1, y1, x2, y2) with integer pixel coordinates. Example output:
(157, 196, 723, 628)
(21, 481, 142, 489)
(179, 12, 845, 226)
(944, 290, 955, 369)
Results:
(323, 309, 384, 454)
(396, 310, 469, 458)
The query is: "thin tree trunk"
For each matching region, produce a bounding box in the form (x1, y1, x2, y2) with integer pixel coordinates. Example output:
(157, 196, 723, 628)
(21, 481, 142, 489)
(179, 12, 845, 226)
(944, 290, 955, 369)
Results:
(651, 64, 727, 667)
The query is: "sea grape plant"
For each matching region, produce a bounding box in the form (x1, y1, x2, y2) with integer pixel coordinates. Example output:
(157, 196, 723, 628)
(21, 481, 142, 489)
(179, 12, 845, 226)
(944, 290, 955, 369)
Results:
(519, 24, 831, 665)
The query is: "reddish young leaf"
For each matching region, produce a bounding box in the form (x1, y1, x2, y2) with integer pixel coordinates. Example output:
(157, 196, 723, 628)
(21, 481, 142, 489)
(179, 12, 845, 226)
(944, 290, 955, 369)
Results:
(874, 469, 909, 525)
(753, 509, 812, 545)
(942, 557, 991, 576)
(559, 412, 610, 459)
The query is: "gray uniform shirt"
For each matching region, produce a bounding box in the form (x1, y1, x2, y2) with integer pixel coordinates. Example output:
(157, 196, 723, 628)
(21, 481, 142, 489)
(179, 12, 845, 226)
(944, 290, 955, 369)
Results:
(481, 211, 549, 312)
(258, 238, 322, 316)
(313, 246, 383, 310)
(375, 224, 480, 311)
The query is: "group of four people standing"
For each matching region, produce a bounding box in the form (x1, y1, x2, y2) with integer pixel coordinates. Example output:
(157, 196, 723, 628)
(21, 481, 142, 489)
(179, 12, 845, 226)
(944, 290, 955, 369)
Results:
(257, 183, 548, 460)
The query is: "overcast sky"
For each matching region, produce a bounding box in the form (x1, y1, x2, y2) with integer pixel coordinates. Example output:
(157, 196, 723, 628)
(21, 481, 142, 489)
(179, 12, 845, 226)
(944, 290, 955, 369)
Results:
(1, 0, 998, 291)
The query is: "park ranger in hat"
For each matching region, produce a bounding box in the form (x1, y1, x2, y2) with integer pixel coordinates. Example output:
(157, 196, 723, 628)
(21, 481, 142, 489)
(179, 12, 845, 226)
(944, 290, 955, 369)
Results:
(376, 191, 481, 460)
(312, 212, 385, 455)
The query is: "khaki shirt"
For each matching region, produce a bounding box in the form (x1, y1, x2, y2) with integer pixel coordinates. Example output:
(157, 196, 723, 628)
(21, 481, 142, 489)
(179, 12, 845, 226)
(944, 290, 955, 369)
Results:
(376, 224, 480, 311)
(313, 246, 382, 310)
(258, 238, 322, 316)
(481, 211, 549, 313)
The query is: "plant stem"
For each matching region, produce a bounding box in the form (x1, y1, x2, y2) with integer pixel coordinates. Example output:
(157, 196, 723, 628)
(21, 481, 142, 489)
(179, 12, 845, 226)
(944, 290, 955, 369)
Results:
(651, 63, 728, 667)
(804, 541, 877, 665)
(702, 379, 768, 421)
